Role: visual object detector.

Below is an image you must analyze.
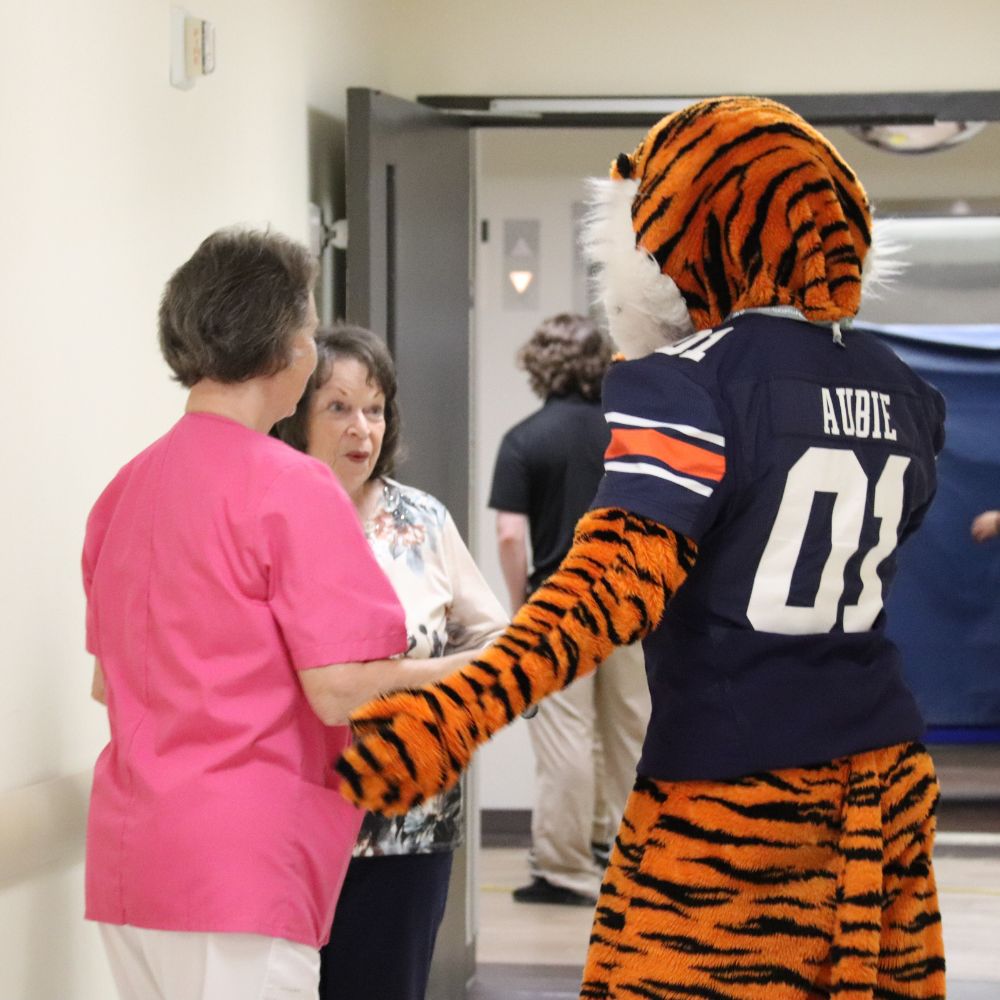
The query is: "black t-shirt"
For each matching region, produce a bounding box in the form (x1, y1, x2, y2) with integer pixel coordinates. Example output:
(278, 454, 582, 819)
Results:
(489, 392, 609, 592)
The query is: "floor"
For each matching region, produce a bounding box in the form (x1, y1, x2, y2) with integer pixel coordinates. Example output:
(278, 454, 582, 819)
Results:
(467, 743, 1000, 1000)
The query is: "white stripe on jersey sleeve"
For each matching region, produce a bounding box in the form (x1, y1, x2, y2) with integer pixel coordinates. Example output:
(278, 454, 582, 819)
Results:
(604, 460, 715, 497)
(604, 412, 726, 448)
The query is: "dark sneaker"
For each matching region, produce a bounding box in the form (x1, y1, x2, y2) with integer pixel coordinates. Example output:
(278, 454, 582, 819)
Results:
(591, 841, 612, 868)
(512, 877, 597, 907)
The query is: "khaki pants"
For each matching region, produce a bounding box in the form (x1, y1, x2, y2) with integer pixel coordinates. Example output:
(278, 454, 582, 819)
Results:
(527, 642, 650, 897)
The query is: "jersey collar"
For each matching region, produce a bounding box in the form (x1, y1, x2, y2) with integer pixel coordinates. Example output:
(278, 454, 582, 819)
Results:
(726, 306, 848, 347)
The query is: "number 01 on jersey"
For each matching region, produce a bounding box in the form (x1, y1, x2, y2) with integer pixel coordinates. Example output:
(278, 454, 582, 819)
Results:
(747, 446, 910, 635)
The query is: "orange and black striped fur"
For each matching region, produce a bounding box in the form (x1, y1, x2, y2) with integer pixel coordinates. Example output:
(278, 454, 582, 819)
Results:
(585, 742, 944, 999)
(613, 96, 872, 332)
(337, 507, 693, 813)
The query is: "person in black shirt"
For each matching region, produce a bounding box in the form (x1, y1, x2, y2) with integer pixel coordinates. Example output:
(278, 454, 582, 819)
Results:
(489, 313, 650, 906)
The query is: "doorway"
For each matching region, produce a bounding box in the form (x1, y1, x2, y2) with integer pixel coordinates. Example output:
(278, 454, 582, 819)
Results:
(345, 89, 1000, 999)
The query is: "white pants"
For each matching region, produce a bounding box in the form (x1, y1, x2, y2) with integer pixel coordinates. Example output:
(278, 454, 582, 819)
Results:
(99, 924, 320, 1000)
(528, 642, 650, 897)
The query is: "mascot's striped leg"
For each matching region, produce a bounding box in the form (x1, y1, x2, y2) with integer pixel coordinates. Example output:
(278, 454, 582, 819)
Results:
(872, 746, 946, 998)
(582, 742, 944, 1000)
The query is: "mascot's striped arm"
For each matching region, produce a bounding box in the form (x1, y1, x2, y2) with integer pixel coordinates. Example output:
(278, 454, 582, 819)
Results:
(336, 507, 695, 814)
(584, 741, 945, 1000)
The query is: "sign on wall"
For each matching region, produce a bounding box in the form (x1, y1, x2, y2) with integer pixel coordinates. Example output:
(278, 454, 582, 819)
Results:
(503, 219, 540, 310)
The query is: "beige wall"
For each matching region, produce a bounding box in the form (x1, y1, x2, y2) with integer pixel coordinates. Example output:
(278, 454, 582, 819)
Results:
(0, 2, 386, 996)
(376, 0, 1000, 98)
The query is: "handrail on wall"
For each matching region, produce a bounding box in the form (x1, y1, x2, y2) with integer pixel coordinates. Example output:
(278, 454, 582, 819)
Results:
(0, 770, 91, 889)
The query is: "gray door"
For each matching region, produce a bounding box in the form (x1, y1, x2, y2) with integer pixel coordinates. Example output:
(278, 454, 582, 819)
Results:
(346, 87, 473, 537)
(345, 88, 475, 1000)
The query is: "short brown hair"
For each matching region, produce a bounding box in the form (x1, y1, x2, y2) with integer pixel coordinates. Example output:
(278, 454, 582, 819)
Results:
(272, 325, 402, 481)
(518, 313, 612, 401)
(158, 228, 317, 387)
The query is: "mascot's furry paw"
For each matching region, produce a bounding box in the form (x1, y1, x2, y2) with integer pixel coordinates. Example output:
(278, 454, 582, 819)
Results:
(336, 686, 476, 814)
(336, 508, 692, 815)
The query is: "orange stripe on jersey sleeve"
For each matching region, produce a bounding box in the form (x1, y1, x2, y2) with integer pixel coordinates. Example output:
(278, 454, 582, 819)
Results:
(606, 428, 726, 481)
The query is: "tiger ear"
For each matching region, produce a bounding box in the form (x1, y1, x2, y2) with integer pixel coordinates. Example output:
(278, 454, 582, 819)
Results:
(613, 152, 634, 180)
(580, 177, 694, 359)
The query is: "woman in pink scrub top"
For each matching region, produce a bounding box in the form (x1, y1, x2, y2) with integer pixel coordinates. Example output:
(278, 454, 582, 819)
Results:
(82, 229, 465, 1000)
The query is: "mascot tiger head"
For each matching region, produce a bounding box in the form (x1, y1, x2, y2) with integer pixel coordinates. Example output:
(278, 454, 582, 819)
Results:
(583, 95, 897, 359)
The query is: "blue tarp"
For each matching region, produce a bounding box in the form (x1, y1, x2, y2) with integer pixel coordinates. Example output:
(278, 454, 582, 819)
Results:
(859, 325, 1000, 731)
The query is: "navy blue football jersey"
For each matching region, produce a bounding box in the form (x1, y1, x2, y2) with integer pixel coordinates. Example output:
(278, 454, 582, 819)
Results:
(591, 310, 946, 780)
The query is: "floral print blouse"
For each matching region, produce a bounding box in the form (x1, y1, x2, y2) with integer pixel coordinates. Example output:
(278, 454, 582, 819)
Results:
(352, 479, 507, 857)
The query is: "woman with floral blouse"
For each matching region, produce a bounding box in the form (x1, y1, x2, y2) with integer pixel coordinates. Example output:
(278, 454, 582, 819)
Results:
(273, 325, 506, 1000)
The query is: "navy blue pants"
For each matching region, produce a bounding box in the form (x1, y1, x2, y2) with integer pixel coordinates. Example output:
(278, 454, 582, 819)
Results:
(319, 851, 454, 1000)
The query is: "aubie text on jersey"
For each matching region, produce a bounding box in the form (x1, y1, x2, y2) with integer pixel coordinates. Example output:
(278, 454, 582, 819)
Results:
(821, 387, 897, 441)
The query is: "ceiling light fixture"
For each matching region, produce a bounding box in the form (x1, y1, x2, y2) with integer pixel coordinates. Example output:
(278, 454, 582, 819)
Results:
(848, 121, 986, 154)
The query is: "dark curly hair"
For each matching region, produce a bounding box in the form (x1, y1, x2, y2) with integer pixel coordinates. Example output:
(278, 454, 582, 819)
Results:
(271, 325, 402, 481)
(158, 228, 317, 387)
(518, 313, 612, 401)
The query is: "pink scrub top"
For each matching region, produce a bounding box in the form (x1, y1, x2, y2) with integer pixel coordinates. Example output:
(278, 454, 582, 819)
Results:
(81, 412, 407, 948)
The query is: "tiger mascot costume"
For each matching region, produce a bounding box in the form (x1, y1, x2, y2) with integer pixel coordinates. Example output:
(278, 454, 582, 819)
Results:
(338, 96, 947, 999)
